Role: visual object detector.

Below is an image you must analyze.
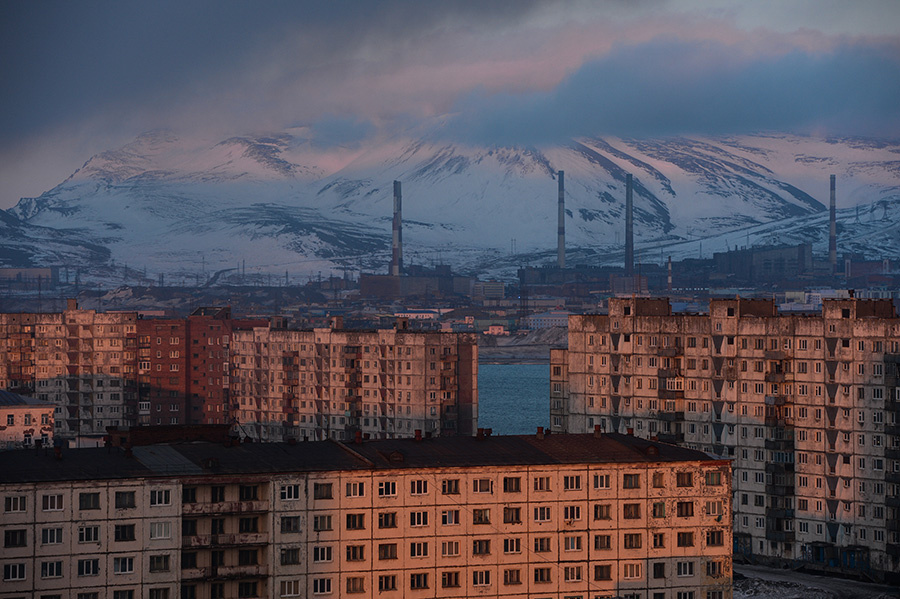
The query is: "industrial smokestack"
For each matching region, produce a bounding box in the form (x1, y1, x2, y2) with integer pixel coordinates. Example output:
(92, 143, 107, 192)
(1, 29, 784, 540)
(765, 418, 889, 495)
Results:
(391, 181, 403, 277)
(667, 255, 672, 292)
(557, 171, 565, 269)
(625, 174, 634, 276)
(829, 174, 837, 273)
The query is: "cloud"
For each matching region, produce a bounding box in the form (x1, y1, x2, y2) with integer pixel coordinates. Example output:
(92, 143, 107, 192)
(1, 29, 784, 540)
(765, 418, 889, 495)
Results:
(445, 39, 900, 144)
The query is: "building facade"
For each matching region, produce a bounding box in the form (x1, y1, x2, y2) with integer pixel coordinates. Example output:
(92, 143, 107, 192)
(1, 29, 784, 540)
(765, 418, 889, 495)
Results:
(0, 390, 54, 449)
(0, 432, 731, 599)
(551, 297, 900, 581)
(230, 319, 478, 441)
(0, 303, 477, 444)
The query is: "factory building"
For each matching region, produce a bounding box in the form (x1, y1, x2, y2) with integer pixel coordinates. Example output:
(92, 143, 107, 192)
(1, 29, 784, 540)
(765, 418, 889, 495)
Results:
(0, 432, 731, 599)
(550, 297, 900, 582)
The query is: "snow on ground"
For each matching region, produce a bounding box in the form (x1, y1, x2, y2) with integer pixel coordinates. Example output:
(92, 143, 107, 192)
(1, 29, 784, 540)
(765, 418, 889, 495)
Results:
(733, 565, 899, 599)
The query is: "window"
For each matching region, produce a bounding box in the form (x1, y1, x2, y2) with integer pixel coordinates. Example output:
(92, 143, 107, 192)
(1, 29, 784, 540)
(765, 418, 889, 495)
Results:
(378, 543, 398, 560)
(594, 473, 611, 489)
(346, 513, 365, 530)
(653, 562, 666, 578)
(473, 478, 492, 493)
(473, 508, 490, 524)
(677, 532, 695, 547)
(378, 575, 397, 592)
(280, 484, 300, 500)
(281, 516, 300, 533)
(238, 517, 258, 533)
(79, 525, 100, 543)
(534, 506, 551, 521)
(312, 578, 332, 595)
(653, 533, 665, 548)
(473, 539, 491, 555)
(239, 485, 258, 501)
(276, 548, 299, 565)
(378, 481, 396, 496)
(410, 573, 429, 589)
(182, 487, 197, 504)
(378, 511, 397, 528)
(705, 471, 722, 486)
(209, 485, 225, 502)
(313, 546, 333, 562)
(113, 592, 135, 599)
(182, 551, 197, 569)
(564, 475, 582, 490)
(534, 537, 551, 552)
(150, 521, 172, 539)
(504, 569, 522, 585)
(564, 566, 582, 581)
(623, 563, 642, 579)
(314, 483, 333, 499)
(564, 535, 582, 551)
(441, 540, 460, 556)
(313, 515, 332, 531)
(473, 570, 491, 586)
(594, 534, 612, 550)
(706, 530, 724, 546)
(150, 489, 171, 506)
(113, 524, 135, 542)
(652, 502, 666, 518)
(410, 510, 428, 526)
(564, 505, 581, 520)
(594, 564, 612, 580)
(41, 527, 62, 545)
(346, 576, 365, 594)
(410, 541, 429, 557)
(79, 492, 100, 510)
(4, 495, 26, 512)
(624, 533, 642, 549)
(149, 555, 170, 572)
(346, 482, 365, 497)
(42, 494, 63, 511)
(504, 537, 521, 553)
(503, 476, 521, 492)
(113, 557, 134, 574)
(623, 503, 641, 519)
(3, 563, 25, 581)
(441, 479, 460, 494)
(677, 561, 695, 576)
(676, 472, 693, 487)
(238, 549, 258, 565)
(115, 491, 136, 509)
(623, 473, 640, 488)
(534, 476, 551, 491)
(534, 567, 552, 583)
(280, 580, 301, 597)
(346, 545, 365, 561)
(503, 506, 521, 523)
(707, 560, 724, 577)
(410, 479, 428, 495)
(5, 529, 26, 547)
(594, 503, 611, 520)
(442, 509, 460, 525)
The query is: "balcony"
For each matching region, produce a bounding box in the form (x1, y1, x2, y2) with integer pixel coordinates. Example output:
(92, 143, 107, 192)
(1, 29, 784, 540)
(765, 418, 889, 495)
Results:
(216, 564, 267, 578)
(657, 347, 683, 357)
(765, 372, 785, 383)
(657, 432, 684, 444)
(765, 530, 795, 543)
(181, 501, 270, 516)
(182, 533, 268, 547)
(659, 411, 685, 422)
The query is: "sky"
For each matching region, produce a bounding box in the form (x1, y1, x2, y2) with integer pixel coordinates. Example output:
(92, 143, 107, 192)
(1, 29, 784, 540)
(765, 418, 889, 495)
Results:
(1, 0, 899, 209)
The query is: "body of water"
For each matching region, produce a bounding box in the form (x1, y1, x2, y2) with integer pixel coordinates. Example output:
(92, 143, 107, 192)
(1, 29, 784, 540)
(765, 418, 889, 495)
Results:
(477, 363, 549, 435)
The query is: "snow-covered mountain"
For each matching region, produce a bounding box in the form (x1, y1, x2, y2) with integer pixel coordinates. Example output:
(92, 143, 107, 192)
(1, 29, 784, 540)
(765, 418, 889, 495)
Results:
(4, 129, 900, 283)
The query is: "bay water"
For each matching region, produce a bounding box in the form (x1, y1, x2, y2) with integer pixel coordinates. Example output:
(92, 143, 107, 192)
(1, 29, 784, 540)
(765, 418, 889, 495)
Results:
(477, 363, 549, 435)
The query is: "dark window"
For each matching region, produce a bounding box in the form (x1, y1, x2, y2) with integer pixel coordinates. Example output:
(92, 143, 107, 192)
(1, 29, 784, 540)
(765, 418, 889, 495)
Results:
(676, 472, 694, 487)
(502, 477, 521, 493)
(181, 552, 197, 569)
(314, 483, 333, 499)
(346, 513, 365, 530)
(115, 491, 135, 509)
(594, 565, 611, 580)
(211, 551, 225, 567)
(238, 485, 258, 501)
(238, 517, 258, 533)
(677, 501, 694, 517)
(378, 543, 398, 560)
(149, 555, 170, 572)
(280, 548, 300, 565)
(238, 582, 257, 598)
(182, 519, 197, 536)
(114, 524, 135, 542)
(211, 518, 225, 534)
(210, 486, 225, 502)
(653, 563, 666, 578)
(4, 529, 26, 547)
(180, 585, 197, 599)
(281, 516, 300, 533)
(503, 507, 521, 523)
(378, 512, 397, 528)
(181, 488, 197, 504)
(79, 492, 100, 510)
(238, 549, 257, 565)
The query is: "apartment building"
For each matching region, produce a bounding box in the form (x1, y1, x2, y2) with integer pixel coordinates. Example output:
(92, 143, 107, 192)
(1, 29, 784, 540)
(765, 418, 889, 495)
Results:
(0, 304, 474, 443)
(551, 297, 900, 582)
(230, 318, 478, 441)
(0, 390, 54, 449)
(0, 431, 731, 599)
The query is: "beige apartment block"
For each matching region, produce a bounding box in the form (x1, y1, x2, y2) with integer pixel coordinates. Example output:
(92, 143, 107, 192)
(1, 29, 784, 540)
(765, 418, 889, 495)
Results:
(0, 432, 731, 599)
(230, 319, 478, 441)
(0, 390, 55, 449)
(0, 299, 138, 441)
(551, 297, 900, 582)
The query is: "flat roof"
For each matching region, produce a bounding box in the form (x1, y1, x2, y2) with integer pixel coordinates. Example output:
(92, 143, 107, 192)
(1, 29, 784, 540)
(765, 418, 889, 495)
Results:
(0, 433, 721, 485)
(0, 389, 54, 408)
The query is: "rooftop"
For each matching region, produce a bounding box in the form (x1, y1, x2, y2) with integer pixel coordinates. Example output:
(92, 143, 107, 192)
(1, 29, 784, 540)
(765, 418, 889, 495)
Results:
(0, 433, 719, 485)
(0, 389, 54, 408)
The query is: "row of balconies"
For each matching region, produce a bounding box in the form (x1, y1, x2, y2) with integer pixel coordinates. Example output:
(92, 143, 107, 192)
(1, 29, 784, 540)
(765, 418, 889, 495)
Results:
(181, 501, 270, 516)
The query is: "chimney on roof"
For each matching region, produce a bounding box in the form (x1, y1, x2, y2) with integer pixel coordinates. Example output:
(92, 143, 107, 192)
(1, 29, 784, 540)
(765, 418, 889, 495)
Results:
(594, 424, 602, 438)
(66, 298, 78, 311)
(391, 180, 403, 277)
(536, 426, 544, 440)
(625, 174, 634, 276)
(829, 174, 837, 273)
(557, 170, 565, 269)
(476, 427, 485, 440)
(414, 429, 422, 442)
(354, 430, 363, 445)
(626, 427, 634, 436)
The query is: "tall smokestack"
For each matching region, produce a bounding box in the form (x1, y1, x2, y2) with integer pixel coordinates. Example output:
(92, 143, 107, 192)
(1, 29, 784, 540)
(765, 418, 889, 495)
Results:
(829, 174, 837, 273)
(557, 171, 565, 269)
(391, 181, 403, 277)
(625, 174, 634, 276)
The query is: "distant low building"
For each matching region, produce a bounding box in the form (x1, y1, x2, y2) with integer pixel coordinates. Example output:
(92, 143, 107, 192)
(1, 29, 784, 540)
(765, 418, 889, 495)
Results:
(523, 310, 572, 330)
(0, 390, 54, 449)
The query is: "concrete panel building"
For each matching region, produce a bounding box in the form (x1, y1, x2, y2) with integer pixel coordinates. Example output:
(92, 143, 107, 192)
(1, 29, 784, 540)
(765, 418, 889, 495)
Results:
(0, 432, 731, 599)
(551, 297, 900, 582)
